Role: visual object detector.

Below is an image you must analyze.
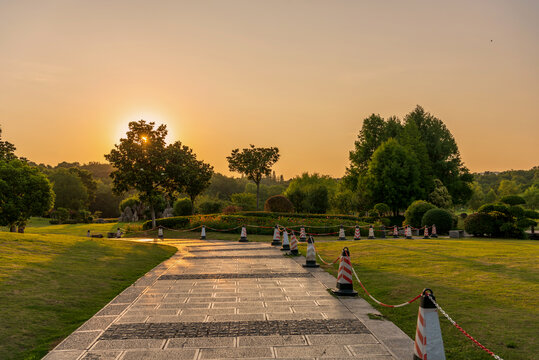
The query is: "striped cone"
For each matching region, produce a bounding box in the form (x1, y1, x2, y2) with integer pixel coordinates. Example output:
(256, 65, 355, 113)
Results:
(368, 225, 375, 239)
(302, 236, 319, 268)
(338, 225, 346, 240)
(157, 226, 164, 240)
(380, 225, 386, 239)
(299, 226, 307, 242)
(332, 247, 358, 296)
(239, 226, 248, 242)
(423, 226, 430, 239)
(271, 225, 281, 246)
(431, 224, 438, 238)
(393, 225, 399, 238)
(353, 225, 361, 240)
(116, 228, 121, 238)
(200, 225, 206, 240)
(406, 226, 412, 239)
(289, 231, 299, 255)
(413, 289, 446, 360)
(281, 230, 290, 251)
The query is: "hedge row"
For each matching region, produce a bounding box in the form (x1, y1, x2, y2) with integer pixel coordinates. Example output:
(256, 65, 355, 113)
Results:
(143, 214, 379, 236)
(237, 211, 361, 221)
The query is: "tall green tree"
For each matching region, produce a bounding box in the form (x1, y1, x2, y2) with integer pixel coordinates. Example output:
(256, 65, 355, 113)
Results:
(105, 120, 169, 228)
(365, 139, 421, 215)
(227, 145, 280, 210)
(48, 168, 89, 210)
(0, 159, 54, 231)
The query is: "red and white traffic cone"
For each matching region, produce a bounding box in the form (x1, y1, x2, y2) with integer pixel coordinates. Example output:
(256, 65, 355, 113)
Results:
(281, 229, 290, 251)
(393, 225, 399, 238)
(271, 225, 281, 246)
(302, 236, 319, 268)
(406, 226, 413, 239)
(431, 224, 438, 238)
(200, 225, 206, 240)
(299, 226, 307, 242)
(157, 226, 164, 241)
(289, 230, 299, 255)
(423, 226, 430, 239)
(368, 225, 375, 239)
(331, 247, 358, 296)
(338, 225, 346, 240)
(353, 225, 361, 240)
(413, 289, 446, 360)
(239, 226, 248, 242)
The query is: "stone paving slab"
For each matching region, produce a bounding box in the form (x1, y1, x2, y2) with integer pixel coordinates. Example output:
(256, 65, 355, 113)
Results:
(44, 239, 413, 360)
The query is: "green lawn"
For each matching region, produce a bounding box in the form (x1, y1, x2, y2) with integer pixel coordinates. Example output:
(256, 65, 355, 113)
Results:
(301, 238, 538, 360)
(0, 232, 177, 360)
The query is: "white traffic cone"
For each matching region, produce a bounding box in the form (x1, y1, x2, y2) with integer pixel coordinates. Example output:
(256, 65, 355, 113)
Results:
(281, 229, 290, 251)
(302, 236, 319, 268)
(289, 231, 299, 255)
(423, 226, 429, 239)
(116, 228, 121, 238)
(368, 225, 375, 239)
(271, 225, 281, 246)
(431, 224, 438, 238)
(413, 289, 446, 360)
(338, 225, 346, 240)
(393, 225, 399, 238)
(299, 226, 307, 242)
(157, 226, 164, 241)
(200, 225, 206, 240)
(331, 247, 358, 296)
(406, 226, 412, 239)
(239, 226, 248, 242)
(353, 225, 361, 240)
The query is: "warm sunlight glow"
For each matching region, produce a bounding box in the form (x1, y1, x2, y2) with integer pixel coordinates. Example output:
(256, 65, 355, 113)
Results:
(141, 136, 148, 143)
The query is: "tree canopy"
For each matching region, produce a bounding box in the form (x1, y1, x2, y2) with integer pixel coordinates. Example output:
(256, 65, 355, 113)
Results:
(227, 145, 280, 210)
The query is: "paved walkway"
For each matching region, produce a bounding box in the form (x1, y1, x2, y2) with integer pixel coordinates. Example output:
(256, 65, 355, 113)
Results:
(44, 239, 413, 360)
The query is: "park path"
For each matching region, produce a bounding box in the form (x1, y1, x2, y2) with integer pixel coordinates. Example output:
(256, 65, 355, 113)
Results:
(44, 239, 413, 360)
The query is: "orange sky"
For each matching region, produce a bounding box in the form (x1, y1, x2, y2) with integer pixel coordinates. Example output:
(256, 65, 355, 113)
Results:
(1, 1, 538, 178)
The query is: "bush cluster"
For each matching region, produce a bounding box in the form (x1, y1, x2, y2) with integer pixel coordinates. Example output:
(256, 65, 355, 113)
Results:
(404, 200, 436, 228)
(173, 198, 193, 216)
(421, 208, 454, 234)
(264, 195, 295, 213)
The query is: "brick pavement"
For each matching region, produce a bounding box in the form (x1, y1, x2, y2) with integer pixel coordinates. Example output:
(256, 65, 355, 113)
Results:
(44, 239, 413, 360)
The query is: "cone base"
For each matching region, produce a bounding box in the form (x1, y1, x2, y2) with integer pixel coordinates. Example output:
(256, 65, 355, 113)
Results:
(368, 236, 375, 239)
(331, 288, 358, 296)
(289, 250, 299, 255)
(353, 237, 361, 241)
(393, 235, 398, 238)
(280, 245, 290, 251)
(423, 236, 430, 239)
(338, 237, 346, 241)
(431, 234, 438, 238)
(302, 261, 320, 268)
(200, 236, 206, 240)
(239, 238, 248, 242)
(271, 240, 281, 246)
(406, 236, 412, 239)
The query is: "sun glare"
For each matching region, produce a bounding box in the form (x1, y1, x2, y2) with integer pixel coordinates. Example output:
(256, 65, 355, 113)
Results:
(114, 112, 176, 144)
(141, 136, 148, 143)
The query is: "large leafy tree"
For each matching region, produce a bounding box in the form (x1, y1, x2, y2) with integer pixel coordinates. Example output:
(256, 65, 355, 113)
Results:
(364, 139, 421, 215)
(48, 168, 89, 210)
(227, 145, 280, 210)
(283, 173, 337, 213)
(105, 120, 169, 228)
(0, 159, 54, 231)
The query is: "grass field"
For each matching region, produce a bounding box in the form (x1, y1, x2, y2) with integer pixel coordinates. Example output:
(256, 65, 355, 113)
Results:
(0, 231, 177, 360)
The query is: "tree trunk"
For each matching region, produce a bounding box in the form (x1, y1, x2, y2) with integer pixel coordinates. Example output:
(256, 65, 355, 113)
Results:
(151, 205, 156, 229)
(256, 182, 260, 210)
(9, 225, 16, 232)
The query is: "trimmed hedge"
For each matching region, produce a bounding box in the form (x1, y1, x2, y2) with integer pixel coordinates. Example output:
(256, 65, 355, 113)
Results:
(421, 208, 454, 234)
(237, 211, 361, 221)
(405, 200, 436, 228)
(464, 213, 496, 237)
(173, 198, 193, 216)
(264, 195, 294, 213)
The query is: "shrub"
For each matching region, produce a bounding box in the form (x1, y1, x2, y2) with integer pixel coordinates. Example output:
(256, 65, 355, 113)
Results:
(197, 199, 224, 214)
(387, 215, 405, 226)
(264, 195, 295, 213)
(500, 195, 526, 206)
(478, 203, 510, 216)
(421, 208, 454, 234)
(524, 209, 539, 219)
(464, 213, 496, 237)
(517, 218, 537, 229)
(119, 195, 141, 212)
(173, 198, 193, 216)
(142, 216, 190, 230)
(223, 205, 242, 214)
(508, 205, 525, 218)
(404, 200, 436, 228)
(373, 203, 390, 217)
(231, 193, 257, 211)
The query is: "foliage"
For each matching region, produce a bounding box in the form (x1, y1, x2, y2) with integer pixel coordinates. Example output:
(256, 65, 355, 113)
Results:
(68, 167, 98, 203)
(237, 211, 360, 221)
(483, 188, 497, 203)
(421, 208, 454, 234)
(142, 216, 190, 229)
(231, 193, 257, 211)
(331, 189, 357, 214)
(0, 159, 55, 229)
(0, 126, 17, 161)
(173, 197, 193, 216)
(222, 205, 242, 214)
(264, 195, 294, 213)
(197, 199, 224, 214)
(284, 173, 336, 214)
(203, 173, 248, 200)
(466, 182, 484, 210)
(464, 213, 496, 237)
(373, 203, 390, 217)
(428, 179, 452, 208)
(404, 200, 436, 228)
(522, 185, 539, 209)
(472, 202, 534, 238)
(497, 179, 521, 197)
(48, 168, 89, 210)
(89, 180, 123, 218)
(500, 195, 526, 206)
(524, 209, 539, 219)
(119, 195, 142, 212)
(366, 139, 422, 214)
(227, 144, 280, 210)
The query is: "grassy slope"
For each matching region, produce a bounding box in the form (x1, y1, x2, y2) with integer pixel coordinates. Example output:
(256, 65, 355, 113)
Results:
(302, 239, 538, 360)
(0, 232, 177, 360)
